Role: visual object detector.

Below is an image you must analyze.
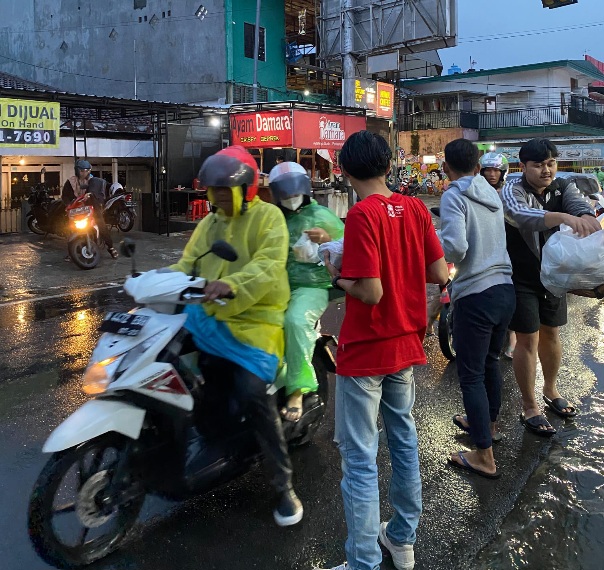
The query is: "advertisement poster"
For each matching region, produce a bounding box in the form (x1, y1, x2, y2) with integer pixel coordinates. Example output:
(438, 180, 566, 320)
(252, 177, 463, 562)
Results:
(376, 82, 394, 119)
(0, 98, 60, 148)
(497, 144, 604, 163)
(229, 110, 293, 148)
(354, 78, 377, 110)
(292, 111, 366, 150)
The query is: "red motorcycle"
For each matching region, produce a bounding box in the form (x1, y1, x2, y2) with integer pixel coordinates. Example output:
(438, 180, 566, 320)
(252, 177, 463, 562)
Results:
(66, 194, 104, 269)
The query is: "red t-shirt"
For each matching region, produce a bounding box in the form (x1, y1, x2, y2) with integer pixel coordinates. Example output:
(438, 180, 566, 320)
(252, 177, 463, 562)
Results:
(336, 193, 444, 377)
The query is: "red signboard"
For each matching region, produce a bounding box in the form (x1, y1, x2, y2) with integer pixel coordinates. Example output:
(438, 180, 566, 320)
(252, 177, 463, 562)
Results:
(376, 82, 394, 119)
(229, 110, 293, 148)
(292, 111, 366, 150)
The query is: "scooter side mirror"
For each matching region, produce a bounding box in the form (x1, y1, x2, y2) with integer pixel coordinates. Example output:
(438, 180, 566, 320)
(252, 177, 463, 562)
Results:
(210, 240, 238, 262)
(120, 238, 136, 258)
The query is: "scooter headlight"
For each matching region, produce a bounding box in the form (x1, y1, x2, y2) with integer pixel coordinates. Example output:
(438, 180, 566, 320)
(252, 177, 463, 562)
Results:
(74, 218, 89, 230)
(82, 356, 120, 394)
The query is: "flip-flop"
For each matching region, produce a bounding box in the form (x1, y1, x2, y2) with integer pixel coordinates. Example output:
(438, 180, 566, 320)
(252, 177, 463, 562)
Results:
(447, 450, 501, 480)
(543, 395, 577, 418)
(520, 413, 556, 437)
(452, 414, 503, 443)
(280, 406, 301, 423)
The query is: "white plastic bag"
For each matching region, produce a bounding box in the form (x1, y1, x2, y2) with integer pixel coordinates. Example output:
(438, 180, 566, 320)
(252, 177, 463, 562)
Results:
(540, 223, 604, 297)
(292, 232, 321, 264)
(318, 238, 344, 271)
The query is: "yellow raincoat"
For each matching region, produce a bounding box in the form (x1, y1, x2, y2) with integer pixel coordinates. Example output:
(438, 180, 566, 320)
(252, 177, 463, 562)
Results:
(170, 195, 290, 363)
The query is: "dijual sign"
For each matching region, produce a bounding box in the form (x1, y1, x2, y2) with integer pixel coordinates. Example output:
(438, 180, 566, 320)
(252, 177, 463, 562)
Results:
(0, 98, 60, 148)
(229, 110, 293, 148)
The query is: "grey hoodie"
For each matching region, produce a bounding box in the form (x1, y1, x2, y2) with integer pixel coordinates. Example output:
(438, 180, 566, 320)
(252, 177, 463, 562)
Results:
(440, 175, 513, 302)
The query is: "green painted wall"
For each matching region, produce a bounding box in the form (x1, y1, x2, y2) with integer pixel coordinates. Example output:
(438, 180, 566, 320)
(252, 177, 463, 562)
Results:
(227, 0, 286, 97)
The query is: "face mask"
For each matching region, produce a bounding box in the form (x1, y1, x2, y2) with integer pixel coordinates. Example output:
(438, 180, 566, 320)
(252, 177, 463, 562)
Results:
(280, 195, 304, 211)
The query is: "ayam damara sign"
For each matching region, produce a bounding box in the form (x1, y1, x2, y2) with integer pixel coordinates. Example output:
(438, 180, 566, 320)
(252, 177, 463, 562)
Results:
(229, 110, 366, 150)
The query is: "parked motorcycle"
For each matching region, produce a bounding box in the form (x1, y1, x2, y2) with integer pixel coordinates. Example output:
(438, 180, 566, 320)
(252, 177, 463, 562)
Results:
(28, 239, 336, 568)
(27, 183, 69, 237)
(66, 194, 105, 269)
(104, 183, 136, 232)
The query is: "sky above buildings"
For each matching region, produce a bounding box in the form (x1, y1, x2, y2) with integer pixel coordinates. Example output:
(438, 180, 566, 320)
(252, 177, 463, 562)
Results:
(438, 0, 602, 73)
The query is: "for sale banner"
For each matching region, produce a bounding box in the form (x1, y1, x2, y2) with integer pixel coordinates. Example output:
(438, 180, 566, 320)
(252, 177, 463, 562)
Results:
(292, 111, 366, 150)
(0, 98, 60, 148)
(229, 110, 293, 148)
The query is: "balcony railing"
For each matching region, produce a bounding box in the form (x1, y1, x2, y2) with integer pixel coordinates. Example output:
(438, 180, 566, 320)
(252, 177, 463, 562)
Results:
(399, 102, 604, 132)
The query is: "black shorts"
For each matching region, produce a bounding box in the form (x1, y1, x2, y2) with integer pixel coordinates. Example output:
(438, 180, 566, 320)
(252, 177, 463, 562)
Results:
(508, 285, 567, 334)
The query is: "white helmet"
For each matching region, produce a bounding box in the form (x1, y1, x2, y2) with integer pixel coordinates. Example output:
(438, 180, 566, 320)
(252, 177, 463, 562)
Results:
(109, 182, 124, 197)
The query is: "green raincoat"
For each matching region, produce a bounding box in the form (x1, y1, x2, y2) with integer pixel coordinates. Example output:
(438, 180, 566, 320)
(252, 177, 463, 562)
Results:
(282, 201, 344, 395)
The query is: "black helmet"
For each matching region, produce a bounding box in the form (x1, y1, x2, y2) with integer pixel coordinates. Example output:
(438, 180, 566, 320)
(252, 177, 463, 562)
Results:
(268, 162, 311, 203)
(197, 146, 259, 201)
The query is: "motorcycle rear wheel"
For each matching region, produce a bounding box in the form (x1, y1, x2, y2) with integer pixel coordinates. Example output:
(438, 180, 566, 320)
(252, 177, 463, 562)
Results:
(68, 236, 100, 270)
(28, 216, 45, 235)
(117, 210, 134, 232)
(438, 303, 456, 361)
(28, 435, 145, 569)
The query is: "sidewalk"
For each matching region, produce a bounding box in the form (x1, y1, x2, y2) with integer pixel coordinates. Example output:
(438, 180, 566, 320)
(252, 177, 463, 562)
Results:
(0, 229, 193, 304)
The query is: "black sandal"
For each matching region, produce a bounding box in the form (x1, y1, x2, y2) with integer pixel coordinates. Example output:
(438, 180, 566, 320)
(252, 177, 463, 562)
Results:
(108, 247, 119, 259)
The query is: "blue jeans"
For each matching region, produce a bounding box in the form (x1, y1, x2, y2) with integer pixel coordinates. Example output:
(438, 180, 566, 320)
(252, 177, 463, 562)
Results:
(335, 369, 422, 570)
(452, 284, 516, 449)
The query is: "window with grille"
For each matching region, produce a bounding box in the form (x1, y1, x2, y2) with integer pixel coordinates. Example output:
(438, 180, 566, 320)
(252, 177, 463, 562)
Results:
(232, 83, 268, 103)
(244, 22, 266, 61)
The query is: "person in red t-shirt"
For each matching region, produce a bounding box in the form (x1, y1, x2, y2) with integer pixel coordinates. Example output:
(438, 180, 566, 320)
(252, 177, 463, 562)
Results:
(319, 131, 448, 570)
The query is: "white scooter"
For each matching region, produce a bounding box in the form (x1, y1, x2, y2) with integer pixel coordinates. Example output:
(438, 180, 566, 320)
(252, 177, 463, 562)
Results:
(28, 239, 336, 568)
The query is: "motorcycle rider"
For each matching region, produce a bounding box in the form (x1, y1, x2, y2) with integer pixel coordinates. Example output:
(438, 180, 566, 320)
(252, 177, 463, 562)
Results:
(61, 159, 118, 259)
(168, 145, 303, 526)
(268, 162, 344, 422)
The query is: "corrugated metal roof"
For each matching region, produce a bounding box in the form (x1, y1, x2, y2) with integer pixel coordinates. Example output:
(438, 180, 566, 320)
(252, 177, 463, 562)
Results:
(0, 70, 57, 91)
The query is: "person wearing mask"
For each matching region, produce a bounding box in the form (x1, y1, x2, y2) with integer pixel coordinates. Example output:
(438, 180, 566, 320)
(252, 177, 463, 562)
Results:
(479, 152, 516, 359)
(319, 131, 448, 570)
(501, 138, 600, 435)
(440, 140, 515, 479)
(169, 146, 303, 526)
(268, 162, 344, 422)
(61, 159, 118, 259)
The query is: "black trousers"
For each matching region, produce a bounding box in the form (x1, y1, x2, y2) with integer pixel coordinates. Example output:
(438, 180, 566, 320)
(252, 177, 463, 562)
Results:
(89, 197, 113, 249)
(199, 352, 293, 493)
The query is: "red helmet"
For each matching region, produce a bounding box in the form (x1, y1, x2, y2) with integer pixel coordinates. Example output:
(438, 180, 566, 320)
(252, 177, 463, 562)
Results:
(197, 145, 259, 201)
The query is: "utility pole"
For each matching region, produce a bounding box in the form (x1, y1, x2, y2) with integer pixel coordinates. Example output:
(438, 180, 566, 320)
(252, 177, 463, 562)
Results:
(341, 0, 355, 108)
(133, 39, 138, 100)
(252, 0, 262, 103)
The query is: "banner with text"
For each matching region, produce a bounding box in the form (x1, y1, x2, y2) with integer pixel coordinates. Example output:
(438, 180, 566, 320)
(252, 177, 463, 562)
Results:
(293, 111, 366, 150)
(229, 110, 293, 148)
(0, 98, 60, 148)
(376, 82, 394, 119)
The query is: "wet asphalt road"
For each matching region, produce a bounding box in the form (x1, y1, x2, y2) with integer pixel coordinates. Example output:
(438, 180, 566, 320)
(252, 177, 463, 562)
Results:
(0, 285, 602, 570)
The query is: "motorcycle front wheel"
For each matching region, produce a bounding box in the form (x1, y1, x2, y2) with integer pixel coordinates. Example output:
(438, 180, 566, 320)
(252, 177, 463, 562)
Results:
(68, 236, 100, 270)
(117, 210, 134, 232)
(438, 303, 456, 361)
(28, 435, 145, 569)
(27, 216, 45, 235)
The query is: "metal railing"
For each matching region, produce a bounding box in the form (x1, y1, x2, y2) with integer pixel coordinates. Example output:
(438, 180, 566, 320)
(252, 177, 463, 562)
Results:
(0, 197, 24, 234)
(399, 103, 604, 132)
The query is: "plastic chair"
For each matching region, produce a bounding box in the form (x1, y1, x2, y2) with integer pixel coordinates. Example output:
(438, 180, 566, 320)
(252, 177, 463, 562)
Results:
(186, 199, 210, 221)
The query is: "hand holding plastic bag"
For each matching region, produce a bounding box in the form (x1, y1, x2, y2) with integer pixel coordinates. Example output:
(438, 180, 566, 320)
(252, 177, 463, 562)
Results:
(318, 238, 344, 271)
(540, 222, 604, 297)
(292, 232, 321, 264)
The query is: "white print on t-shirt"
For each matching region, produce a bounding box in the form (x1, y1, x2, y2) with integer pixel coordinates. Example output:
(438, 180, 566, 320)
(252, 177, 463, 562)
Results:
(385, 203, 404, 218)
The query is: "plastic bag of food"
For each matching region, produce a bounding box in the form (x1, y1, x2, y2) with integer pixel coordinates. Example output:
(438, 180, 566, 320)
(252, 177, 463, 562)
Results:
(318, 238, 344, 271)
(292, 232, 321, 264)
(540, 223, 604, 297)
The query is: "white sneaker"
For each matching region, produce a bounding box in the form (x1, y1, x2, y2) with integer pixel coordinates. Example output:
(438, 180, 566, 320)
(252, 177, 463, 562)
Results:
(313, 564, 348, 570)
(379, 522, 415, 570)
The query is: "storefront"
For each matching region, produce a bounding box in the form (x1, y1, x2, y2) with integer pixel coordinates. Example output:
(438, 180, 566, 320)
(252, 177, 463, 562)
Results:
(227, 103, 366, 216)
